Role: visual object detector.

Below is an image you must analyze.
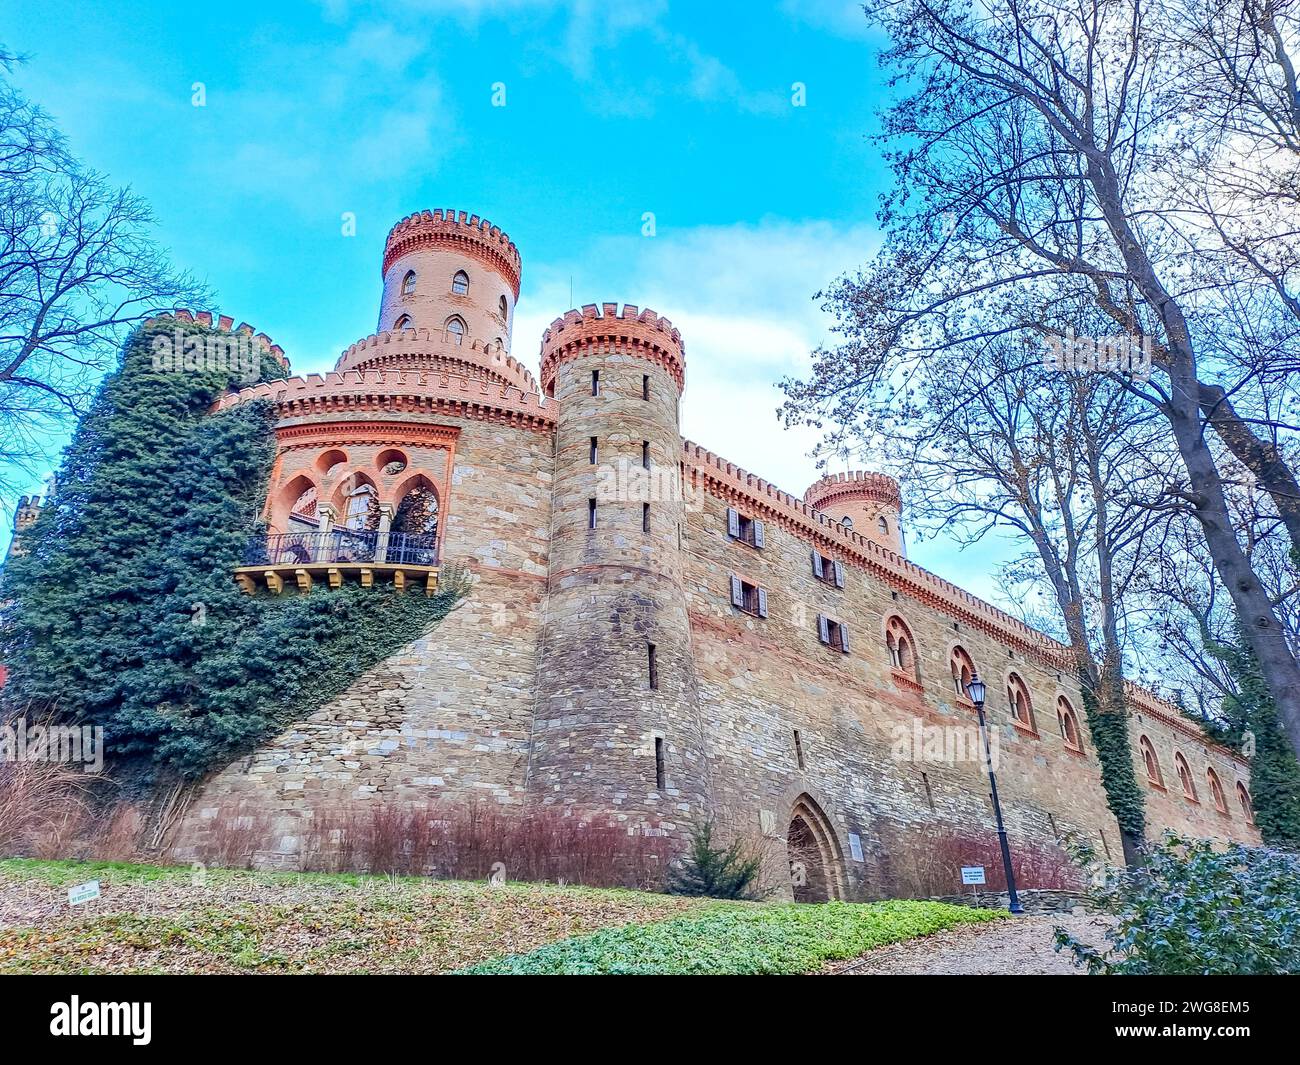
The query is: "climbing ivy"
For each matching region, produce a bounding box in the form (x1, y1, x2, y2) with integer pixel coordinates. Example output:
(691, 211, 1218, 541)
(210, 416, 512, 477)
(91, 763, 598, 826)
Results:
(1198, 626, 1300, 849)
(1078, 673, 1147, 859)
(0, 319, 465, 789)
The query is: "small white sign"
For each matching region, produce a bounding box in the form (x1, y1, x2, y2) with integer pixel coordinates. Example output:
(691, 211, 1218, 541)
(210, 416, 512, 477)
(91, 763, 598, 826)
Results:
(960, 866, 986, 886)
(68, 880, 101, 906)
(848, 832, 864, 862)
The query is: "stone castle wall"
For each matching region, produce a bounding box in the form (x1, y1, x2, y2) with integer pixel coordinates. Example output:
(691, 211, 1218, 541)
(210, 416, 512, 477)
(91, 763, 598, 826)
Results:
(173, 415, 552, 865)
(168, 211, 1259, 891)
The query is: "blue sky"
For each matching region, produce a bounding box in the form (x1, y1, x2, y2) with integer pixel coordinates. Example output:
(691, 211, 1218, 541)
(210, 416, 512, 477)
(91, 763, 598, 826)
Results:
(1, 0, 1019, 599)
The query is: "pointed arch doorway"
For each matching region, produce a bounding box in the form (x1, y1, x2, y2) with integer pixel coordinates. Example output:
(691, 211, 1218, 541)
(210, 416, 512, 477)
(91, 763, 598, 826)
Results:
(786, 794, 847, 902)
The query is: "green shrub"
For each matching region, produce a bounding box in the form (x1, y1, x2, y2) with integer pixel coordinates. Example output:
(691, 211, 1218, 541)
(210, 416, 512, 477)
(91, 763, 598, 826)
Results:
(664, 821, 766, 900)
(1057, 834, 1300, 974)
(461, 899, 1001, 975)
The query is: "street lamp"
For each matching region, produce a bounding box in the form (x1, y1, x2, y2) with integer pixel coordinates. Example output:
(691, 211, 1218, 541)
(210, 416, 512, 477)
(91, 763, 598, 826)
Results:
(966, 671, 1025, 915)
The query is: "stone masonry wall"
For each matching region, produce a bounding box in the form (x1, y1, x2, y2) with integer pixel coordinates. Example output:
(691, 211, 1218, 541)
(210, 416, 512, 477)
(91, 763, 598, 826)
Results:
(681, 487, 1120, 899)
(173, 415, 552, 865)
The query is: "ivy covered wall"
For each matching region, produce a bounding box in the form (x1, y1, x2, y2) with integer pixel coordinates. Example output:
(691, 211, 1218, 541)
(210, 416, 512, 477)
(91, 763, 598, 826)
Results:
(0, 319, 465, 790)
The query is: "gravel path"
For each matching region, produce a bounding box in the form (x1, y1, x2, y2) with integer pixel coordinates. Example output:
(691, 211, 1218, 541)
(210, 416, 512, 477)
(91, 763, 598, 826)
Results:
(828, 913, 1115, 975)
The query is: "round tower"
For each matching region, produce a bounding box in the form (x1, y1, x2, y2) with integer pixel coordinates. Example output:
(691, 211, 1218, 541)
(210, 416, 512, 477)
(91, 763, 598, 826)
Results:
(377, 209, 521, 352)
(529, 303, 711, 834)
(804, 471, 905, 555)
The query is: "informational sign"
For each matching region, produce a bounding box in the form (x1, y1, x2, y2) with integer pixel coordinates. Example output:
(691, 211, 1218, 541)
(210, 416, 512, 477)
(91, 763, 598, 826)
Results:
(960, 866, 986, 886)
(68, 880, 101, 905)
(847, 833, 864, 862)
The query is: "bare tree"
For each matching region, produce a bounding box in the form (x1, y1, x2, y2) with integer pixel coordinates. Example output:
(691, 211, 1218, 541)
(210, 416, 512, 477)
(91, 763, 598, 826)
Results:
(854, 303, 1176, 859)
(0, 50, 203, 495)
(781, 0, 1300, 757)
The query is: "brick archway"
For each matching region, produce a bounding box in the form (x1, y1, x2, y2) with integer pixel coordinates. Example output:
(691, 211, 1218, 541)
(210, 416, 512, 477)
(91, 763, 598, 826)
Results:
(787, 794, 846, 903)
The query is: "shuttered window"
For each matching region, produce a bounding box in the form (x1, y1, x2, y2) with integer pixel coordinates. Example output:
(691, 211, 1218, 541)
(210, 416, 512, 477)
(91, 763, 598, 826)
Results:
(726, 506, 765, 549)
(729, 576, 767, 618)
(817, 614, 850, 653)
(811, 550, 845, 588)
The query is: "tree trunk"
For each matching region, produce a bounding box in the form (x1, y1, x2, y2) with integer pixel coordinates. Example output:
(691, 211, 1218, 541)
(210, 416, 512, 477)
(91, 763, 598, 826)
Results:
(1199, 381, 1300, 561)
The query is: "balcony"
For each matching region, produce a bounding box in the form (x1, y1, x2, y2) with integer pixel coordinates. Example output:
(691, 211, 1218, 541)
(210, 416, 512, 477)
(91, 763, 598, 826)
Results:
(235, 530, 440, 595)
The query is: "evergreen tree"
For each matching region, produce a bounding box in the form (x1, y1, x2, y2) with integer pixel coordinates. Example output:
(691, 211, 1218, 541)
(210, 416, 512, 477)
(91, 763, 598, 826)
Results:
(665, 821, 767, 900)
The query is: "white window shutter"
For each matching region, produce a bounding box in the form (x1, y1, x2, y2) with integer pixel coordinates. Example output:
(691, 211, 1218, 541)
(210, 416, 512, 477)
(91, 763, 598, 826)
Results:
(833, 560, 845, 588)
(730, 575, 744, 608)
(818, 614, 830, 644)
(811, 551, 824, 579)
(840, 624, 850, 654)
(727, 507, 740, 538)
(753, 520, 765, 549)
(757, 587, 768, 618)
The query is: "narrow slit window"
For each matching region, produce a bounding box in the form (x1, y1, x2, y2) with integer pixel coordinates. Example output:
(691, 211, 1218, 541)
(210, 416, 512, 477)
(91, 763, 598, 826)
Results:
(588, 498, 597, 529)
(643, 502, 651, 533)
(793, 729, 805, 770)
(642, 441, 650, 469)
(642, 374, 650, 400)
(654, 737, 665, 790)
(589, 436, 598, 464)
(591, 370, 600, 396)
(648, 643, 658, 690)
(921, 772, 935, 811)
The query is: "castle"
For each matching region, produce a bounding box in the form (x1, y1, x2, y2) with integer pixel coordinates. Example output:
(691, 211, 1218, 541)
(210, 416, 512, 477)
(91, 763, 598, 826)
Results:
(88, 209, 1255, 897)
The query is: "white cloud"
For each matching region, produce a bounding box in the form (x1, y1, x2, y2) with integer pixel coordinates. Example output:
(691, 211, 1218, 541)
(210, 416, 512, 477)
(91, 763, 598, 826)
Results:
(778, 0, 875, 39)
(514, 218, 881, 500)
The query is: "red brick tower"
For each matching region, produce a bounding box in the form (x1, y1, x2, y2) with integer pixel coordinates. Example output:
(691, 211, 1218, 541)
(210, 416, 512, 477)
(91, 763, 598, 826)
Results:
(804, 471, 905, 556)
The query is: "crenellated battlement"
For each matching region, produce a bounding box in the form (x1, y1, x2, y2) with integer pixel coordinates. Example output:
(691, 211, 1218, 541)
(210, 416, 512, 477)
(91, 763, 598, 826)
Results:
(804, 470, 903, 514)
(539, 303, 685, 394)
(335, 328, 540, 394)
(382, 209, 522, 297)
(211, 366, 553, 431)
(147, 309, 290, 370)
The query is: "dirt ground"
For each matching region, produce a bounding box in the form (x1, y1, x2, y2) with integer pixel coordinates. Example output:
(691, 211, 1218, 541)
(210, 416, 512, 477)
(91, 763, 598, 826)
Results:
(827, 912, 1115, 975)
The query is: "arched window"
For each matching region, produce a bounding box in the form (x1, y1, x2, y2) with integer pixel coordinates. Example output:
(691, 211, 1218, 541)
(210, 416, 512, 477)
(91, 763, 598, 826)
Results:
(1057, 696, 1083, 752)
(1175, 752, 1197, 801)
(451, 270, 469, 295)
(1006, 672, 1036, 733)
(1207, 767, 1228, 814)
(392, 484, 439, 537)
(393, 314, 413, 331)
(499, 295, 508, 319)
(877, 515, 889, 536)
(401, 270, 416, 295)
(950, 645, 975, 700)
(1236, 782, 1254, 824)
(841, 515, 854, 529)
(343, 483, 377, 530)
(885, 616, 917, 678)
(445, 316, 466, 345)
(1139, 735, 1163, 787)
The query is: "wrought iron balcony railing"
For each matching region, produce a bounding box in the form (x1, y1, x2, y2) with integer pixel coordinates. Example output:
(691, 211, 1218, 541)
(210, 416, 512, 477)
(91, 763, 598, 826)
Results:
(242, 530, 438, 568)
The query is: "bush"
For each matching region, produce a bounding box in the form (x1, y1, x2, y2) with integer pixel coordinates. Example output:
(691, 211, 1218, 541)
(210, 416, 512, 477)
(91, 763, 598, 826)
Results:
(664, 821, 767, 900)
(460, 899, 1003, 975)
(193, 800, 674, 890)
(1057, 834, 1300, 974)
(879, 824, 1085, 897)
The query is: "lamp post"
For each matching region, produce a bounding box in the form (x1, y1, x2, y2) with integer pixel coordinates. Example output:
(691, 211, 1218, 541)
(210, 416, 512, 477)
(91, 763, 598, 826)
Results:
(966, 672, 1025, 915)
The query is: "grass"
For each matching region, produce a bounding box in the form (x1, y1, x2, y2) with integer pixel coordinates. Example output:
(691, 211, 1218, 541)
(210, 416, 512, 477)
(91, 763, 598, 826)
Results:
(0, 857, 710, 974)
(0, 858, 1002, 975)
(460, 899, 1005, 975)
